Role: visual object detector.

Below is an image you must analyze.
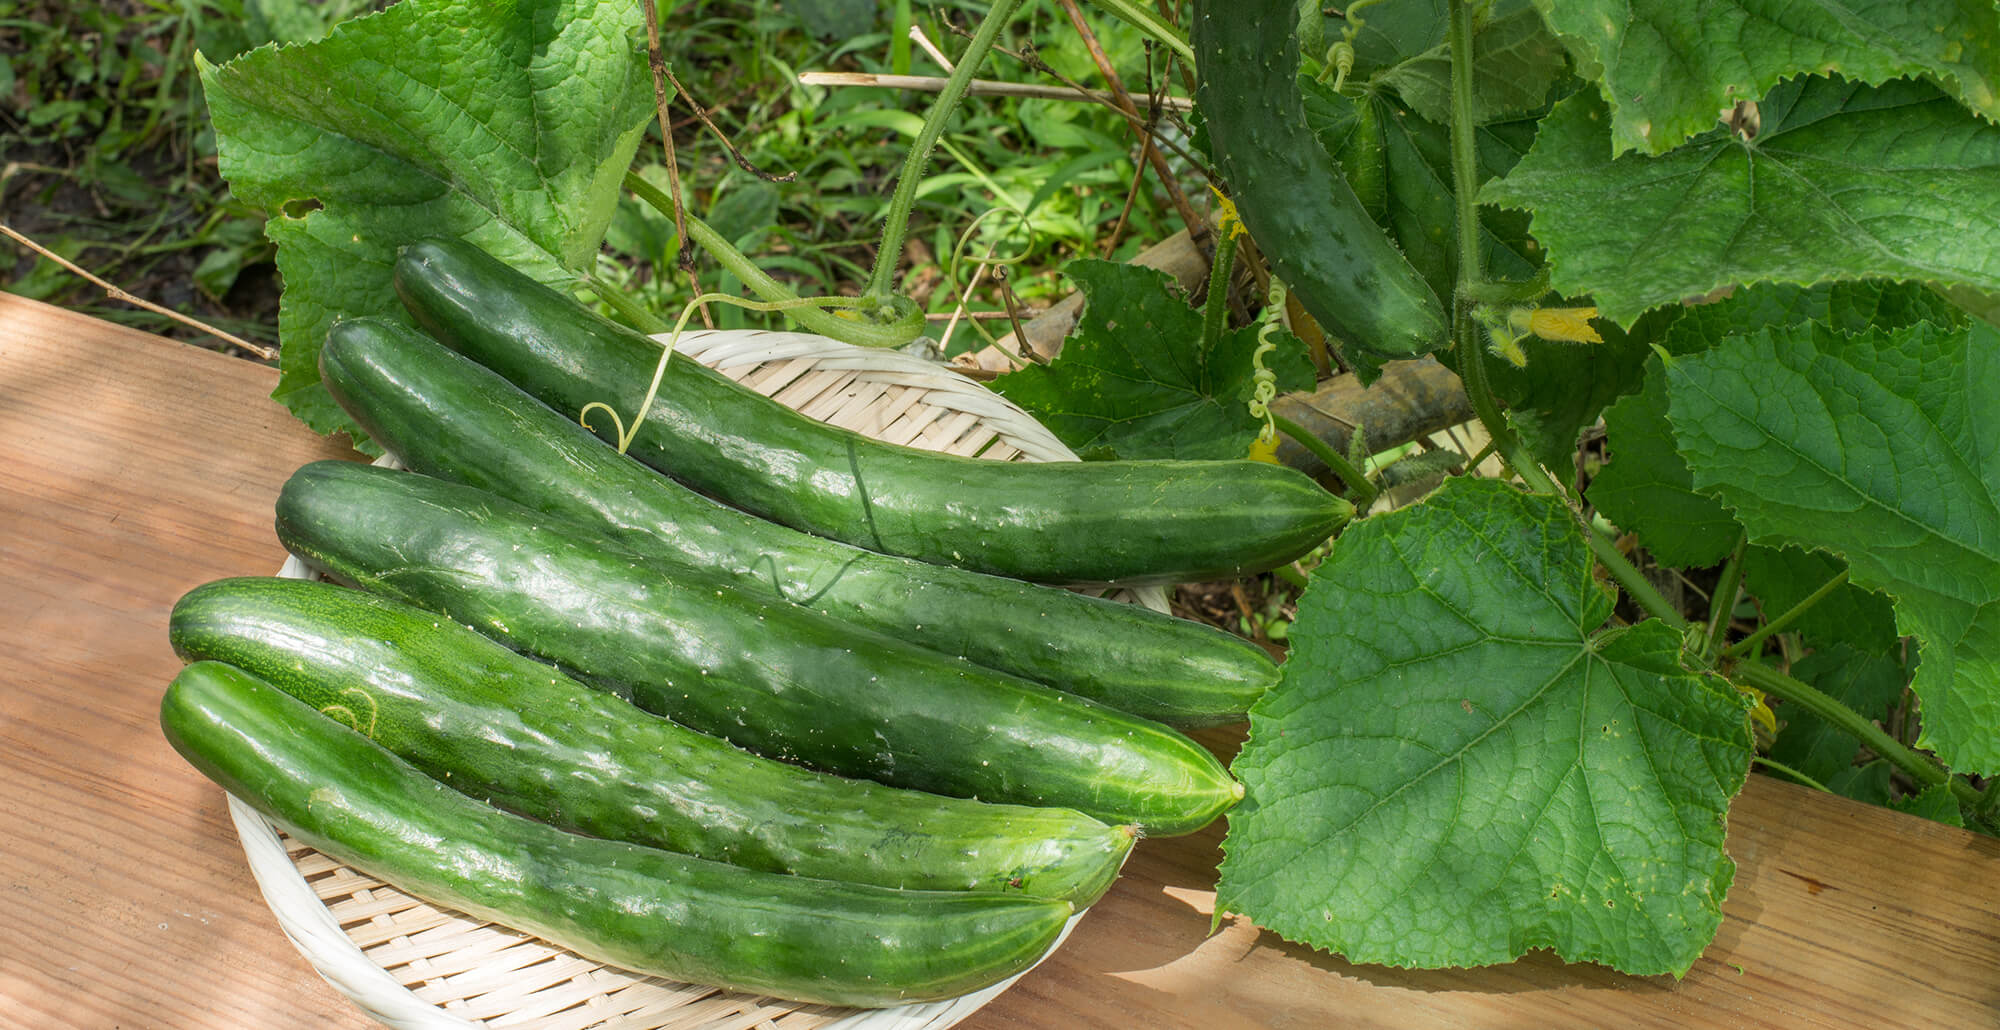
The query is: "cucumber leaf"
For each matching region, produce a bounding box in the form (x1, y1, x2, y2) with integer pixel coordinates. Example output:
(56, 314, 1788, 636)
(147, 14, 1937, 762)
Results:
(1586, 281, 1959, 567)
(1588, 356, 1742, 568)
(1665, 321, 2000, 773)
(1480, 305, 1677, 480)
(1891, 783, 1966, 828)
(990, 260, 1315, 460)
(1826, 760, 1897, 807)
(1219, 478, 1752, 976)
(1530, 0, 2000, 156)
(200, 0, 655, 441)
(1480, 77, 2000, 327)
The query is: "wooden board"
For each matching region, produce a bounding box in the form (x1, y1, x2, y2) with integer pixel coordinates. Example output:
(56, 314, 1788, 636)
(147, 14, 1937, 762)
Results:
(3, 293, 1997, 1030)
(0, 295, 368, 1029)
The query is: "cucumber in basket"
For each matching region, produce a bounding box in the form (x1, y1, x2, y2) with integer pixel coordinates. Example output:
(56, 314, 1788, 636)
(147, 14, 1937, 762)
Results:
(170, 576, 1133, 905)
(161, 660, 1073, 1008)
(319, 315, 1276, 728)
(274, 459, 1243, 837)
(392, 236, 1351, 586)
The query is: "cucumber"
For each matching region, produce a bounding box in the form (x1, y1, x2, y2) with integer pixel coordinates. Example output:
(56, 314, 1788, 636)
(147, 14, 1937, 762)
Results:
(319, 315, 1275, 727)
(392, 237, 1349, 586)
(274, 460, 1243, 836)
(170, 576, 1133, 904)
(161, 661, 1073, 1007)
(1192, 0, 1447, 362)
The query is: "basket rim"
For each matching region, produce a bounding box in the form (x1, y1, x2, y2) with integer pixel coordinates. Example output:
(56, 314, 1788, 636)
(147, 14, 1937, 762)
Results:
(230, 328, 1120, 1029)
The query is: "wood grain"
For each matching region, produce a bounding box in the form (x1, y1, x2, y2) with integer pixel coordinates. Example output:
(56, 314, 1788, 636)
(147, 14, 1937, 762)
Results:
(3, 294, 1997, 1029)
(0, 295, 369, 1029)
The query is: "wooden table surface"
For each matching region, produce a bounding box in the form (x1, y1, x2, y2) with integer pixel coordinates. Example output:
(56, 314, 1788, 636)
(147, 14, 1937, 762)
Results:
(4, 292, 1998, 1029)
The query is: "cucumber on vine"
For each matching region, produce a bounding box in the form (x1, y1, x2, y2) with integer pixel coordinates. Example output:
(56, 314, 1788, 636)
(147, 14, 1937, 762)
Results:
(1192, 0, 1447, 365)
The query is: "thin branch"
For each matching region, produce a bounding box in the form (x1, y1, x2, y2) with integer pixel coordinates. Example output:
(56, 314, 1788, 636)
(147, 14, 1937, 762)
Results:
(1, 223, 276, 360)
(1101, 143, 1152, 258)
(995, 265, 1032, 353)
(1053, 0, 1201, 236)
(639, 0, 694, 272)
(908, 24, 956, 71)
(662, 67, 797, 183)
(795, 71, 1191, 113)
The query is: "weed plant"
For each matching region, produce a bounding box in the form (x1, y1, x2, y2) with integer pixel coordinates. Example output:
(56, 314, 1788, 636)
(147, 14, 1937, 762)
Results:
(2, 0, 1187, 356)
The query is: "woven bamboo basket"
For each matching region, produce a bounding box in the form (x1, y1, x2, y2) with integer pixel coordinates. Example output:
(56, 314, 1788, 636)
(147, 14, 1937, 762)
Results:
(233, 327, 1165, 1029)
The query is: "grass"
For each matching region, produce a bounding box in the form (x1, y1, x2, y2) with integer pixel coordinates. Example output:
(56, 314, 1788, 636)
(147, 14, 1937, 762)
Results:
(1, 1, 388, 354)
(2, 0, 1201, 359)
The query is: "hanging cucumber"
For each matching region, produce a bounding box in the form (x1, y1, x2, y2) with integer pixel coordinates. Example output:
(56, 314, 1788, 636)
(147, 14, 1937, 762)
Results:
(1192, 0, 1447, 362)
(160, 661, 1073, 1007)
(169, 577, 1133, 904)
(392, 237, 1350, 587)
(273, 460, 1244, 836)
(317, 316, 1276, 728)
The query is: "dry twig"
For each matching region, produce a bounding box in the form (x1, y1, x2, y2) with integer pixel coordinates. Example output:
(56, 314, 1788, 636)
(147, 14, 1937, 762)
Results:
(1, 223, 277, 360)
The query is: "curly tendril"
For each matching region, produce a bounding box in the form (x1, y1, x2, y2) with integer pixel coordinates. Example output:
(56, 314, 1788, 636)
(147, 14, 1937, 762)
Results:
(1327, 0, 1387, 92)
(581, 292, 881, 454)
(940, 207, 1037, 352)
(1247, 281, 1288, 460)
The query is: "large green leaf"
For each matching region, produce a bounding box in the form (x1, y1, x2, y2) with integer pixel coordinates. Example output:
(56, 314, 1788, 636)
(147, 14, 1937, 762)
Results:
(1531, 0, 2000, 156)
(1665, 321, 2000, 772)
(1588, 357, 1741, 568)
(990, 260, 1315, 460)
(1586, 280, 1959, 567)
(1219, 478, 1752, 975)
(1481, 77, 2000, 326)
(201, 0, 654, 439)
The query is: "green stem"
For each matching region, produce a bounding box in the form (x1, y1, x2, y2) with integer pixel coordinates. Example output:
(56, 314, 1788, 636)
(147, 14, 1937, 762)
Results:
(1596, 535, 1691, 632)
(863, 0, 1027, 299)
(1445, 0, 1486, 308)
(1272, 563, 1311, 591)
(1705, 533, 1750, 659)
(1752, 756, 1833, 795)
(1082, 0, 1194, 64)
(1724, 568, 1850, 659)
(1443, 0, 1527, 491)
(583, 271, 671, 334)
(1442, 0, 1689, 633)
(1274, 413, 1377, 509)
(1735, 661, 1977, 807)
(625, 171, 922, 348)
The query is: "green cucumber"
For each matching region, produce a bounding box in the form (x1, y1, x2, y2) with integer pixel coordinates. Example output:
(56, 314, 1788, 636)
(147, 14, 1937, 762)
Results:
(392, 237, 1349, 586)
(1192, 1, 1447, 362)
(170, 576, 1133, 904)
(274, 460, 1243, 836)
(161, 661, 1072, 1007)
(319, 315, 1275, 727)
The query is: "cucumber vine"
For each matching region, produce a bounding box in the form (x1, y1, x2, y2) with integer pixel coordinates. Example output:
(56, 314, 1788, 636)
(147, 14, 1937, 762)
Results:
(1436, 0, 1983, 813)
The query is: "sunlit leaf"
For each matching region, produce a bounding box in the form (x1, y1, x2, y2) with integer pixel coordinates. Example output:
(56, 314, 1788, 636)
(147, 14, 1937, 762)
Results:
(1219, 478, 1751, 975)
